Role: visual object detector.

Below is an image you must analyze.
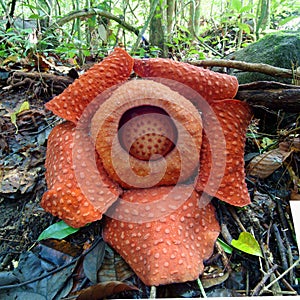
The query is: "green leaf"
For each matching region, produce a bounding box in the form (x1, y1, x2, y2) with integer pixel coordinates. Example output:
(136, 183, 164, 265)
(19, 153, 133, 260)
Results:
(178, 25, 190, 34)
(231, 232, 263, 257)
(23, 3, 37, 10)
(218, 238, 233, 254)
(29, 14, 41, 20)
(82, 49, 91, 56)
(10, 101, 30, 133)
(240, 4, 253, 13)
(113, 7, 123, 15)
(261, 137, 275, 149)
(278, 15, 299, 26)
(231, 0, 242, 12)
(238, 22, 251, 34)
(38, 221, 80, 241)
(18, 101, 30, 114)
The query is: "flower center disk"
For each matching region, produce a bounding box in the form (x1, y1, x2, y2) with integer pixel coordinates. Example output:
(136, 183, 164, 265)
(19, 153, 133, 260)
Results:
(118, 105, 177, 161)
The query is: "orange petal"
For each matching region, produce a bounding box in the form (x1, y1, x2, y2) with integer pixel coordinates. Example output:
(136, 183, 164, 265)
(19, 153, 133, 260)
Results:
(46, 48, 134, 123)
(103, 185, 220, 286)
(134, 58, 238, 103)
(41, 122, 122, 228)
(195, 100, 252, 206)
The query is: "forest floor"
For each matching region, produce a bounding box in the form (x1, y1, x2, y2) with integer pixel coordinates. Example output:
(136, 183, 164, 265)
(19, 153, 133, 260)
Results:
(0, 67, 299, 299)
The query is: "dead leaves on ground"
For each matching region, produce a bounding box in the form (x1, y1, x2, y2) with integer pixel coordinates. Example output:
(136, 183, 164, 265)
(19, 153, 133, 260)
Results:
(0, 101, 54, 199)
(247, 135, 300, 190)
(247, 146, 293, 179)
(73, 281, 139, 300)
(0, 238, 138, 300)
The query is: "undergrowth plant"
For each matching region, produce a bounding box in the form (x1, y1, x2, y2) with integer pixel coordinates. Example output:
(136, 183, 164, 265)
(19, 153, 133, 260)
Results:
(0, 0, 298, 63)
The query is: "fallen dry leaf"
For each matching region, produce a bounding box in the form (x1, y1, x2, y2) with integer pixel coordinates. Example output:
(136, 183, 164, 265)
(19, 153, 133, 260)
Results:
(201, 266, 229, 288)
(98, 245, 134, 283)
(247, 147, 292, 179)
(83, 240, 106, 284)
(75, 281, 139, 300)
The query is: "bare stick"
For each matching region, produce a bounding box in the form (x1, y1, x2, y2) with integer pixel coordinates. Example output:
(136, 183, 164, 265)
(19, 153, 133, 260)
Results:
(272, 224, 288, 271)
(252, 264, 278, 296)
(263, 258, 300, 292)
(188, 59, 300, 79)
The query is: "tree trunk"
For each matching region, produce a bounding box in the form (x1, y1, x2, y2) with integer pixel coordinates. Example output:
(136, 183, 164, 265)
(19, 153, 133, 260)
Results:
(149, 0, 167, 56)
(188, 0, 202, 37)
(166, 0, 175, 35)
(6, 0, 17, 30)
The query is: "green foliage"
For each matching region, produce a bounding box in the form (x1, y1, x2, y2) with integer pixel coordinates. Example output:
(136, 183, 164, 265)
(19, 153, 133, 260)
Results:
(38, 221, 80, 241)
(10, 101, 30, 134)
(1, 0, 298, 62)
(231, 232, 263, 257)
(0, 28, 34, 58)
(217, 238, 233, 254)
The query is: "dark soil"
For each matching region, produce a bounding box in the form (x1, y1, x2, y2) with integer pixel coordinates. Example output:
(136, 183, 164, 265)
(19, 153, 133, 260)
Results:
(0, 73, 299, 299)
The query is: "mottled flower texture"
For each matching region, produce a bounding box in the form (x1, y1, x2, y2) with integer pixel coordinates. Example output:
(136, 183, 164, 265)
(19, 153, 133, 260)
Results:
(41, 48, 252, 286)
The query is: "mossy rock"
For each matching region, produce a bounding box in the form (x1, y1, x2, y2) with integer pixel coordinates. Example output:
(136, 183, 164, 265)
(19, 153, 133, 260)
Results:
(230, 31, 300, 84)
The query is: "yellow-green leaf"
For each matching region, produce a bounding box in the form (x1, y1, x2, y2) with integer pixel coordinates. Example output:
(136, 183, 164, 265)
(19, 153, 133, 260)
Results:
(10, 101, 30, 133)
(231, 232, 263, 257)
(17, 101, 30, 113)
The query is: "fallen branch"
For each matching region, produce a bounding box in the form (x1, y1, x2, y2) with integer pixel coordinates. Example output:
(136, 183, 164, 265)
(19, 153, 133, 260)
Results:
(9, 71, 74, 85)
(188, 59, 300, 79)
(236, 81, 300, 112)
(7, 71, 74, 96)
(48, 8, 139, 36)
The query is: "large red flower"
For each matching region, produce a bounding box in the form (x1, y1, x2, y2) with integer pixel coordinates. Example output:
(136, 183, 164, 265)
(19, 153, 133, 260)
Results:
(41, 48, 252, 286)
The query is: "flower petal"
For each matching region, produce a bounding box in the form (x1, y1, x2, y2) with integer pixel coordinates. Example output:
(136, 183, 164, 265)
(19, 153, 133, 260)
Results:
(195, 100, 252, 206)
(103, 185, 220, 286)
(133, 58, 238, 102)
(46, 48, 134, 123)
(90, 79, 202, 189)
(41, 122, 122, 228)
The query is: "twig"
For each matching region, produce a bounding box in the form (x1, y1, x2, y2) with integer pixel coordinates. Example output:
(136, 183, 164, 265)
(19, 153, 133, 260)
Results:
(246, 270, 250, 296)
(188, 59, 299, 79)
(281, 228, 295, 283)
(0, 256, 79, 290)
(263, 258, 300, 292)
(48, 8, 139, 36)
(251, 264, 278, 296)
(218, 205, 233, 244)
(274, 269, 297, 294)
(0, 237, 103, 290)
(227, 206, 247, 232)
(215, 240, 232, 273)
(197, 278, 207, 298)
(272, 224, 288, 271)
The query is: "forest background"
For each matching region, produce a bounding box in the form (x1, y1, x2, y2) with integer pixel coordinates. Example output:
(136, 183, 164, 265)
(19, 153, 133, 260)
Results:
(1, 0, 300, 65)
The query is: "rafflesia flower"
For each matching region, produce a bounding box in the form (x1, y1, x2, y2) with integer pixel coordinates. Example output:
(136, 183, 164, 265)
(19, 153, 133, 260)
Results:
(41, 48, 252, 286)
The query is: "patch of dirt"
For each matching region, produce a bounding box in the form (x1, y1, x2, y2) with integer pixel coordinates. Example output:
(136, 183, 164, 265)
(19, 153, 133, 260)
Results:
(0, 74, 299, 299)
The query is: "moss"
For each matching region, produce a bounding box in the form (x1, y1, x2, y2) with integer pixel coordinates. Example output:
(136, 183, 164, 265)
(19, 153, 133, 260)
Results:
(230, 30, 300, 84)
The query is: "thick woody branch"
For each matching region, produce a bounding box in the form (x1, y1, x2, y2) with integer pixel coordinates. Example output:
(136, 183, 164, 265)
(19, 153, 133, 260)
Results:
(189, 59, 299, 79)
(237, 81, 300, 112)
